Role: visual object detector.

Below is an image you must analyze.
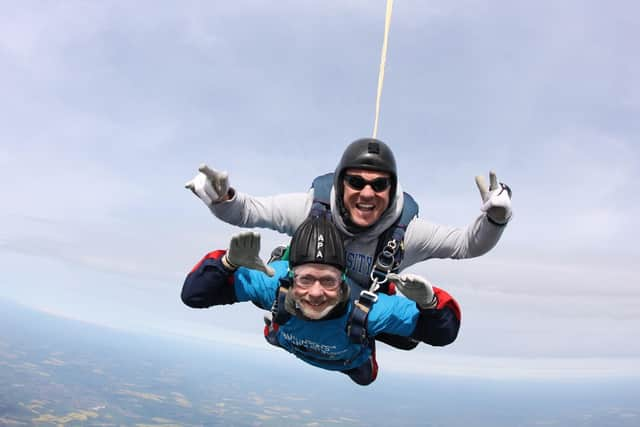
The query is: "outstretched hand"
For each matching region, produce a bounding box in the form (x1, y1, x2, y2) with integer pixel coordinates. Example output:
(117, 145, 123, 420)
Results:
(387, 273, 437, 309)
(224, 231, 275, 277)
(185, 164, 230, 205)
(475, 171, 513, 225)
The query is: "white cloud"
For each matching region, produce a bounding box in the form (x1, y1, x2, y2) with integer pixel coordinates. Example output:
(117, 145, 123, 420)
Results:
(1, 0, 639, 376)
(381, 351, 640, 380)
(0, 3, 108, 67)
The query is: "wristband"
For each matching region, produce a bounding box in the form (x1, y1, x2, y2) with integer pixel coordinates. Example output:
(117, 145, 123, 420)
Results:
(221, 254, 238, 272)
(486, 215, 508, 226)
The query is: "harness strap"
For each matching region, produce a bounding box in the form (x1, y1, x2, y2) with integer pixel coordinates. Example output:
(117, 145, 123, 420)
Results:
(310, 173, 334, 220)
(271, 279, 292, 326)
(370, 192, 418, 293)
(269, 277, 377, 347)
(347, 290, 378, 344)
(308, 173, 418, 342)
(310, 175, 419, 280)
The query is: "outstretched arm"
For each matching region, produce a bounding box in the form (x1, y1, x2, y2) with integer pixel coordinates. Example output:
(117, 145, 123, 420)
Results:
(367, 280, 461, 347)
(181, 232, 288, 310)
(181, 250, 237, 308)
(402, 170, 512, 265)
(185, 164, 312, 236)
(410, 287, 461, 346)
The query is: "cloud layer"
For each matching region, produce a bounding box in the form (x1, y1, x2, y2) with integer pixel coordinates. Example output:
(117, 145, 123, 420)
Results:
(1, 1, 638, 379)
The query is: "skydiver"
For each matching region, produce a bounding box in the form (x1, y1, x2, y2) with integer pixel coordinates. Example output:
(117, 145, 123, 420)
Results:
(186, 138, 510, 349)
(181, 217, 461, 385)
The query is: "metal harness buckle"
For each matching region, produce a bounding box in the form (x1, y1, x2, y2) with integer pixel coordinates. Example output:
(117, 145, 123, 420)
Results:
(359, 290, 378, 305)
(370, 239, 399, 286)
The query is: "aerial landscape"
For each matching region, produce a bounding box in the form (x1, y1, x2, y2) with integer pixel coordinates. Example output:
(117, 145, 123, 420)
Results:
(2, 299, 638, 426)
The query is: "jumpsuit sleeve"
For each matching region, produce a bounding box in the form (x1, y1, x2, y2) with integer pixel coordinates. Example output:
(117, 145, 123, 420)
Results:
(366, 287, 462, 347)
(181, 251, 287, 310)
(208, 190, 314, 237)
(410, 287, 462, 346)
(366, 293, 421, 337)
(401, 214, 507, 267)
(181, 250, 237, 308)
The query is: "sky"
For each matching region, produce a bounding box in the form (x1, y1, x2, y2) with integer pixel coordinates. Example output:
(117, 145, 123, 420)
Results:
(1, 0, 639, 382)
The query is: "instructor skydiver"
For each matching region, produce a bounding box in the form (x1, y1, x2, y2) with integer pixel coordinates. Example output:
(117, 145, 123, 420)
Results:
(185, 137, 511, 348)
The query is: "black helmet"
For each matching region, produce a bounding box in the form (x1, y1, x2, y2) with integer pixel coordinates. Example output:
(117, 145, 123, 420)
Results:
(289, 217, 346, 271)
(334, 138, 398, 223)
(335, 138, 397, 176)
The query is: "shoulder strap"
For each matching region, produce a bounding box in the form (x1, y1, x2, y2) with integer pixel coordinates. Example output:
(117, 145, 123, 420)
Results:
(347, 291, 378, 344)
(309, 172, 334, 219)
(271, 277, 292, 325)
(398, 192, 420, 230)
(377, 191, 419, 256)
(371, 192, 419, 291)
(310, 173, 420, 292)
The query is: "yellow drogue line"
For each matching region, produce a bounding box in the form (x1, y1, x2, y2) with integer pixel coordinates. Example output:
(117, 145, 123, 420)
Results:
(372, 0, 394, 139)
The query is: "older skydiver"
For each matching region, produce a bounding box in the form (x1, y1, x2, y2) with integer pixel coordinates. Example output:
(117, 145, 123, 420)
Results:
(181, 217, 461, 385)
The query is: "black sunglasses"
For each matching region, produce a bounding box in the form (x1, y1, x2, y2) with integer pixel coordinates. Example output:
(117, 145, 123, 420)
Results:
(344, 174, 391, 192)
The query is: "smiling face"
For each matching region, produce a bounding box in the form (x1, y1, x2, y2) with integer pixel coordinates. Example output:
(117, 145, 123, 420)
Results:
(291, 264, 343, 320)
(342, 168, 392, 227)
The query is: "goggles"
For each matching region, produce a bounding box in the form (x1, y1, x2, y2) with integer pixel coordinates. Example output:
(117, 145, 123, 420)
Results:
(293, 274, 342, 290)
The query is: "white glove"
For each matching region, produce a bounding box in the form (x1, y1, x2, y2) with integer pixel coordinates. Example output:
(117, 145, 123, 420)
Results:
(223, 231, 275, 277)
(387, 273, 437, 309)
(475, 171, 512, 225)
(185, 164, 230, 205)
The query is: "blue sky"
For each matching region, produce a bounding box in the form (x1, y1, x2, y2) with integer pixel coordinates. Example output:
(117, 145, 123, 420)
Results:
(1, 1, 639, 381)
